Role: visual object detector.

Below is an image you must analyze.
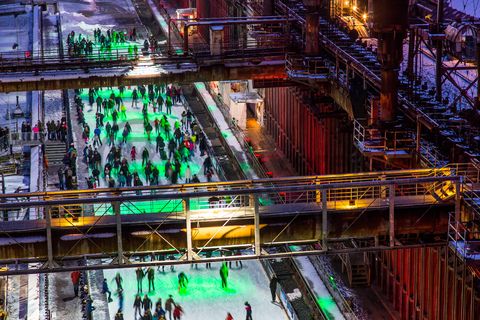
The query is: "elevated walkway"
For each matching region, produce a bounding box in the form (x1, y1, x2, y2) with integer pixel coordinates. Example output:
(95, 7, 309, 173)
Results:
(0, 167, 464, 275)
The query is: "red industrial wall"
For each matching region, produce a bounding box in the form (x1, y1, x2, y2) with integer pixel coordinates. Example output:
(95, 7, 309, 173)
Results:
(196, 0, 231, 42)
(376, 246, 480, 320)
(262, 86, 352, 175)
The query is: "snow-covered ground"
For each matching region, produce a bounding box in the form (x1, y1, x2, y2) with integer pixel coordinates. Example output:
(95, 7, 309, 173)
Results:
(194, 83, 258, 180)
(293, 256, 345, 320)
(103, 261, 288, 320)
(5, 268, 40, 320)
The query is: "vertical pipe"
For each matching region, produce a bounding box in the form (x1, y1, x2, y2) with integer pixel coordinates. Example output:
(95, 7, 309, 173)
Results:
(435, 0, 444, 101)
(184, 198, 193, 261)
(389, 183, 395, 247)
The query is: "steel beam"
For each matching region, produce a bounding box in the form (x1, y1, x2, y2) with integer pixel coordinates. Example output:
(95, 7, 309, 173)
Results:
(0, 242, 446, 276)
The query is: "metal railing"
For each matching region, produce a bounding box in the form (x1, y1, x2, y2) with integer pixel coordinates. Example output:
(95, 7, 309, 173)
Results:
(285, 54, 331, 80)
(0, 169, 462, 222)
(353, 119, 415, 156)
(448, 213, 480, 260)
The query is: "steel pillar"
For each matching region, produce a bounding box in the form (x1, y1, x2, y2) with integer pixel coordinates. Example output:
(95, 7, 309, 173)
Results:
(322, 189, 328, 249)
(45, 206, 56, 268)
(184, 198, 193, 260)
(113, 201, 125, 265)
(370, 0, 409, 122)
(435, 0, 444, 102)
(389, 184, 395, 247)
(305, 11, 320, 55)
(253, 195, 261, 256)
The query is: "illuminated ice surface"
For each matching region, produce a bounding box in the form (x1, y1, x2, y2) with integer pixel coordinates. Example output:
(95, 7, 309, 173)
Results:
(103, 261, 288, 320)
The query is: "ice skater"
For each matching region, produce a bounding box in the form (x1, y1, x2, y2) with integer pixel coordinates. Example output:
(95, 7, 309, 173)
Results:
(142, 294, 152, 314)
(173, 304, 184, 320)
(269, 276, 278, 302)
(226, 313, 234, 320)
(165, 295, 176, 320)
(102, 278, 112, 302)
(220, 262, 229, 289)
(178, 272, 188, 291)
(147, 266, 155, 291)
(136, 267, 145, 293)
(117, 288, 124, 312)
(244, 302, 252, 320)
(133, 294, 142, 319)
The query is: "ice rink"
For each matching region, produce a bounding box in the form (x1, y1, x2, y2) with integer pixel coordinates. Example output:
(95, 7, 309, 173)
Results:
(103, 260, 288, 320)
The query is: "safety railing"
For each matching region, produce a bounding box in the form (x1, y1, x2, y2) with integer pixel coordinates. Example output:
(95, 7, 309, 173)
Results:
(354, 119, 415, 157)
(0, 171, 462, 222)
(448, 213, 480, 261)
(0, 47, 140, 69)
(285, 54, 331, 80)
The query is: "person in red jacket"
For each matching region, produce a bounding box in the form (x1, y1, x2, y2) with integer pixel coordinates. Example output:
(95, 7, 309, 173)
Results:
(71, 271, 81, 297)
(173, 304, 183, 320)
(226, 312, 234, 320)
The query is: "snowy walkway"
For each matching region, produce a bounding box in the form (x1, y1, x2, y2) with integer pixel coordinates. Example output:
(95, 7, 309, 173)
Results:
(194, 83, 258, 180)
(104, 260, 288, 320)
(294, 256, 345, 320)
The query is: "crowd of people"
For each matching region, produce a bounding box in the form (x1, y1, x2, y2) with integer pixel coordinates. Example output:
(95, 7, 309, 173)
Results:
(73, 83, 215, 190)
(66, 27, 163, 59)
(18, 117, 68, 143)
(87, 258, 256, 320)
(66, 28, 139, 58)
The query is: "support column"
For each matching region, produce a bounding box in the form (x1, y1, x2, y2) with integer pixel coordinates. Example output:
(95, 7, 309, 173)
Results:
(389, 184, 395, 247)
(253, 195, 261, 256)
(322, 189, 328, 249)
(305, 12, 320, 55)
(184, 198, 193, 261)
(113, 201, 124, 265)
(416, 117, 421, 164)
(370, 0, 409, 122)
(45, 206, 56, 268)
(305, 0, 320, 56)
(455, 180, 461, 222)
(407, 28, 416, 82)
(435, 0, 444, 102)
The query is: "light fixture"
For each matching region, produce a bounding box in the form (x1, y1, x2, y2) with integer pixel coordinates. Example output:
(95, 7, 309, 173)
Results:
(353, 5, 357, 11)
(362, 13, 368, 21)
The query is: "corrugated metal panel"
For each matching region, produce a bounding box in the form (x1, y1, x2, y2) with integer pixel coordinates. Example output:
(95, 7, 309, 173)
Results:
(263, 86, 352, 175)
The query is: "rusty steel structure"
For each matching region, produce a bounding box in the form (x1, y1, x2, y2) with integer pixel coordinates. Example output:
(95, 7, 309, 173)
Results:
(2, 0, 480, 318)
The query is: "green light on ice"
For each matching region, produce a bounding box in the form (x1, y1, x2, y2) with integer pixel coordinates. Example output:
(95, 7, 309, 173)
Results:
(317, 297, 337, 320)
